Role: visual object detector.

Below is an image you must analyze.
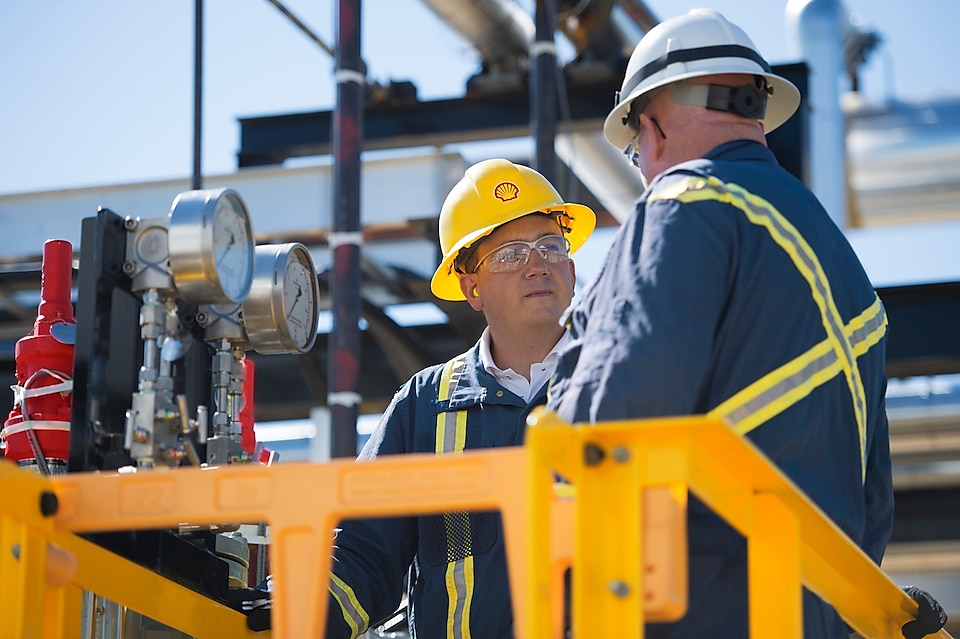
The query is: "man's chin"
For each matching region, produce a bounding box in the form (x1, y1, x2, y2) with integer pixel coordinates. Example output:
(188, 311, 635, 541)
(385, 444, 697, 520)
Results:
(520, 303, 568, 325)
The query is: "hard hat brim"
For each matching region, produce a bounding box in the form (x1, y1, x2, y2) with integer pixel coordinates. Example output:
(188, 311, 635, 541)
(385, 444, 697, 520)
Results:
(429, 202, 597, 301)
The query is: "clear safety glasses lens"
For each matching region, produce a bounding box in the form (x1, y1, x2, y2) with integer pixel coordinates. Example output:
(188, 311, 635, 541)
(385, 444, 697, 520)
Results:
(476, 234, 571, 273)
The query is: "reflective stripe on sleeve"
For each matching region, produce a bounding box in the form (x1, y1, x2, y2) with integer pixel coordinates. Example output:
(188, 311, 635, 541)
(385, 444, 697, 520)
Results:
(848, 296, 888, 357)
(651, 177, 881, 481)
(709, 297, 886, 441)
(329, 572, 370, 638)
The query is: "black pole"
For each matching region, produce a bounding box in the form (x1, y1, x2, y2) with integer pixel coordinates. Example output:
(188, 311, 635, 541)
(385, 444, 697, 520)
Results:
(329, 0, 363, 459)
(192, 0, 203, 190)
(531, 0, 557, 182)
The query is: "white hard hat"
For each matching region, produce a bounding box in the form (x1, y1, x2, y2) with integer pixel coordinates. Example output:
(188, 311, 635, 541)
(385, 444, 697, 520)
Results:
(604, 8, 801, 150)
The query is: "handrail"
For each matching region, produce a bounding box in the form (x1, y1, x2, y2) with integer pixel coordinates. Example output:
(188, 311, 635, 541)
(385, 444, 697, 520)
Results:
(525, 408, 953, 639)
(1, 410, 951, 638)
(10, 449, 532, 638)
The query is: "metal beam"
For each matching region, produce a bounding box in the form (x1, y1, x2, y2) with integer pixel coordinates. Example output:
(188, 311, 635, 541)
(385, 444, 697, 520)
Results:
(237, 72, 622, 167)
(879, 281, 960, 379)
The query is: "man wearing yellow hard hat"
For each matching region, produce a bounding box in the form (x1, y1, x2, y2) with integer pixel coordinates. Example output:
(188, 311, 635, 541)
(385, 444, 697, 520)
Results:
(325, 158, 595, 638)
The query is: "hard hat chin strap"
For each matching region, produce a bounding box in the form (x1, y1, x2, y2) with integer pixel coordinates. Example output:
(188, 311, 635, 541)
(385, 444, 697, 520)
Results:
(668, 77, 771, 119)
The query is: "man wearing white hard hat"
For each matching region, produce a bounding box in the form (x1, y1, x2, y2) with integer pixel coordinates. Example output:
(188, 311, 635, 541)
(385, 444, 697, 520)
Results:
(549, 9, 894, 638)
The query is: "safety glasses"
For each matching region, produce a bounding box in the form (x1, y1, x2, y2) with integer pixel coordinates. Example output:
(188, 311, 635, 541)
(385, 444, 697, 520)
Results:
(622, 126, 644, 168)
(474, 234, 571, 273)
(622, 118, 666, 168)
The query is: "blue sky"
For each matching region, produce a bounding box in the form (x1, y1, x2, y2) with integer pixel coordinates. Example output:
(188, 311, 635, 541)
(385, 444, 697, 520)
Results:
(1, 1, 959, 197)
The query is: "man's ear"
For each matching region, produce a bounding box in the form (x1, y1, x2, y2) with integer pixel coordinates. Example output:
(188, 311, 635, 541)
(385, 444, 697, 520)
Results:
(640, 112, 667, 161)
(459, 274, 483, 311)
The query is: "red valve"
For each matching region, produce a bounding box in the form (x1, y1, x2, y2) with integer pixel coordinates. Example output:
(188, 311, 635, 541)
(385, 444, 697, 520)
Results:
(2, 240, 76, 472)
(240, 358, 278, 465)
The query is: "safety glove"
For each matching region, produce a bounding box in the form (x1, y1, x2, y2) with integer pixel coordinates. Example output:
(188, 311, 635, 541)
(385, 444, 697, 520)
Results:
(901, 585, 947, 639)
(227, 575, 272, 631)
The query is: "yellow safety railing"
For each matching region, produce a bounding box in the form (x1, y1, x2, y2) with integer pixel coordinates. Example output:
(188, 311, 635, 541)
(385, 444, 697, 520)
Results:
(0, 411, 952, 639)
(525, 409, 953, 639)
(2, 446, 533, 638)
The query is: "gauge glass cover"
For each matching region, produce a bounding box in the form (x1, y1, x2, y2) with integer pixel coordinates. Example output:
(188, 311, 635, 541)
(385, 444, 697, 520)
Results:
(212, 196, 254, 302)
(282, 255, 318, 351)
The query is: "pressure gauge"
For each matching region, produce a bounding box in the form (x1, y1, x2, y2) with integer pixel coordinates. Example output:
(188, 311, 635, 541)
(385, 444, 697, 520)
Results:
(242, 242, 320, 354)
(168, 188, 255, 304)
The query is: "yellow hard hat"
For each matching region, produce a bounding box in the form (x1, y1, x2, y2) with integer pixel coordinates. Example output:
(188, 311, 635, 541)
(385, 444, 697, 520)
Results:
(430, 159, 596, 301)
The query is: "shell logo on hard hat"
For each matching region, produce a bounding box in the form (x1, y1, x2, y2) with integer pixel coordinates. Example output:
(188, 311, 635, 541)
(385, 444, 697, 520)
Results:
(493, 181, 519, 202)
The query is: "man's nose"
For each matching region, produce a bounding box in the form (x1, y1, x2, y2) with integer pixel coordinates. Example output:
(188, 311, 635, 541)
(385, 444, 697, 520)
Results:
(524, 249, 551, 272)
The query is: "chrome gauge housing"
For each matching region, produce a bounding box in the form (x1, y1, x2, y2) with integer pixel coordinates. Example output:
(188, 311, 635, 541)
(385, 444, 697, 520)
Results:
(168, 188, 255, 304)
(242, 242, 320, 354)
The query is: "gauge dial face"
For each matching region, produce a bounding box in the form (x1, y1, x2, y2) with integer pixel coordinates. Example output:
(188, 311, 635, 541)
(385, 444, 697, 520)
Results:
(241, 242, 320, 354)
(212, 195, 254, 302)
(168, 188, 255, 304)
(282, 252, 319, 351)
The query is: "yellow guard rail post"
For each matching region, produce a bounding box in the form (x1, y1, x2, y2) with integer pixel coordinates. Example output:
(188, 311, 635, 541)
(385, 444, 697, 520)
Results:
(524, 408, 953, 639)
(0, 457, 83, 639)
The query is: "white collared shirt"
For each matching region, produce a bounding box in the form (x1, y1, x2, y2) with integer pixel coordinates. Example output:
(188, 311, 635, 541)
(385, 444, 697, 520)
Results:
(478, 327, 572, 402)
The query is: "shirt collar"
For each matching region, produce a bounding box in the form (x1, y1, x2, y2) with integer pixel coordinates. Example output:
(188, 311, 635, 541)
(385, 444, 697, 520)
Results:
(479, 326, 571, 379)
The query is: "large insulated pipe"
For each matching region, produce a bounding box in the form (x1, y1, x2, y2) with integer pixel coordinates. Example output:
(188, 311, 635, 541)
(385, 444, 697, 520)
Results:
(418, 0, 650, 219)
(556, 132, 645, 223)
(614, 0, 658, 33)
(418, 0, 534, 72)
(419, 0, 655, 67)
(786, 0, 848, 229)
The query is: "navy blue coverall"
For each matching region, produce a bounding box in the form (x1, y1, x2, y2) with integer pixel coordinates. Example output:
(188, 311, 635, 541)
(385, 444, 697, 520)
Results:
(548, 140, 894, 638)
(326, 342, 542, 638)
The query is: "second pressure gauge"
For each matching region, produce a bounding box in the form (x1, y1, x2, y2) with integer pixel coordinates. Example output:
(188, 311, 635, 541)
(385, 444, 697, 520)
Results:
(242, 243, 320, 354)
(168, 188, 255, 304)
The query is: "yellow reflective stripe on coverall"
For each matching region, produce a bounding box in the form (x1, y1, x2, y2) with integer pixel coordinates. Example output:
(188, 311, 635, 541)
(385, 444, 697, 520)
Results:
(330, 572, 370, 638)
(650, 176, 877, 481)
(710, 296, 886, 437)
(436, 353, 474, 639)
